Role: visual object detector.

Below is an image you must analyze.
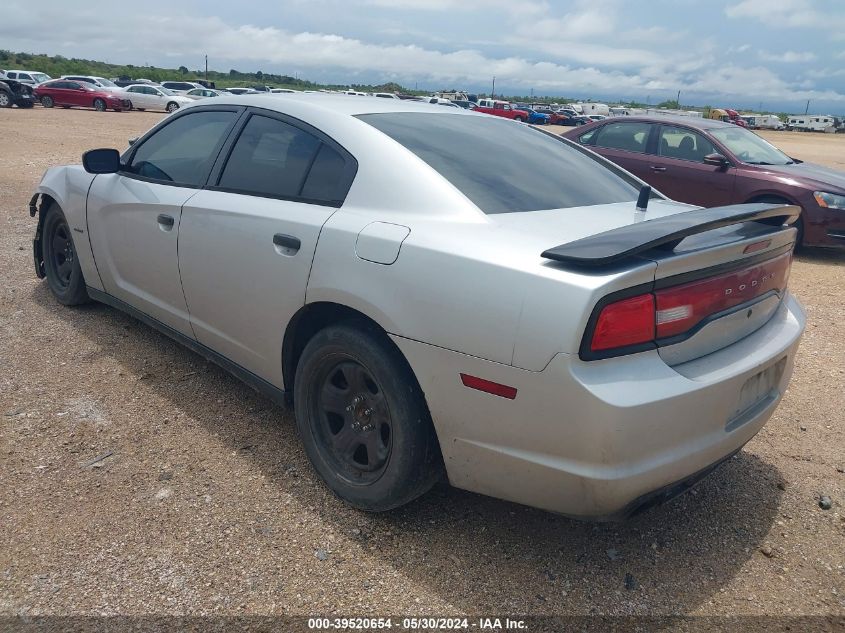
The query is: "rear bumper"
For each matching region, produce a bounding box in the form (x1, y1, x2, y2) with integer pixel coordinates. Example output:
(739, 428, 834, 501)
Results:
(393, 293, 805, 519)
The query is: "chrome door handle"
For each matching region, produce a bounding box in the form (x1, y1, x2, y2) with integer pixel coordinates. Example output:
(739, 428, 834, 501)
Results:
(650, 166, 667, 172)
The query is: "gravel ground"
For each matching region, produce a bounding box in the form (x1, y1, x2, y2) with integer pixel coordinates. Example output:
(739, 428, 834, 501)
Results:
(0, 108, 843, 625)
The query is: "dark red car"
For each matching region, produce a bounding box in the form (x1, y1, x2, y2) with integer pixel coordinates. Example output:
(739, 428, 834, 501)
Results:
(34, 79, 130, 112)
(563, 116, 845, 249)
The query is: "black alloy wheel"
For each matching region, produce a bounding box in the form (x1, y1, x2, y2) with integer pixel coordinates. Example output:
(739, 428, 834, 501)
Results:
(294, 323, 443, 511)
(41, 203, 89, 305)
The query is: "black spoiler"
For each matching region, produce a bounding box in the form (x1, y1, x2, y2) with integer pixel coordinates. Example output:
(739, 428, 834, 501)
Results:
(541, 203, 800, 267)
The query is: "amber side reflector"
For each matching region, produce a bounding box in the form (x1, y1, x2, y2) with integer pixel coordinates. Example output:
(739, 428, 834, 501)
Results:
(460, 373, 517, 400)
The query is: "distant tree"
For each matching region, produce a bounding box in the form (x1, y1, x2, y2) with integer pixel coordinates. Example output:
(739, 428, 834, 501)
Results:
(256, 70, 263, 80)
(657, 99, 680, 109)
(178, 65, 189, 75)
(229, 69, 239, 77)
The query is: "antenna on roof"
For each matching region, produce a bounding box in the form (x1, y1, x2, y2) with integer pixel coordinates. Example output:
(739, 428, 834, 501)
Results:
(634, 185, 651, 223)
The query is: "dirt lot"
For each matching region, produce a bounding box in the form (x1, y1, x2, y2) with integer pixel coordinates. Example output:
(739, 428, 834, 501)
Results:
(1, 108, 843, 626)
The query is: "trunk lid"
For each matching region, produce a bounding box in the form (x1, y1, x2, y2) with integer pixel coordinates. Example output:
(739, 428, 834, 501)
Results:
(527, 201, 799, 365)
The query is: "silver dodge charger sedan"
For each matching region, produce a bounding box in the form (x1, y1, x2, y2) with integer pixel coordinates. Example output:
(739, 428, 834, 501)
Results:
(29, 95, 805, 519)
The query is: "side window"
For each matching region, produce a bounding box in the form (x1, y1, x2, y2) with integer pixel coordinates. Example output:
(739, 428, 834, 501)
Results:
(594, 122, 652, 153)
(127, 110, 237, 186)
(217, 115, 321, 199)
(578, 127, 599, 145)
(300, 143, 356, 204)
(658, 126, 715, 162)
(7, 73, 16, 79)
(19, 73, 31, 81)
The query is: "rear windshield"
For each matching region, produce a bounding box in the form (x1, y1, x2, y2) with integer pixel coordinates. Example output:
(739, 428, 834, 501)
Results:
(358, 112, 644, 213)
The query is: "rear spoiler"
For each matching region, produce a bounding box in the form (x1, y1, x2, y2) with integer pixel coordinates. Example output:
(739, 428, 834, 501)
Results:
(541, 203, 800, 267)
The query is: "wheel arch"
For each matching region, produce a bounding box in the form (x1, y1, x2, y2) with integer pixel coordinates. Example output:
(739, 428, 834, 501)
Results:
(282, 301, 418, 401)
(744, 191, 805, 246)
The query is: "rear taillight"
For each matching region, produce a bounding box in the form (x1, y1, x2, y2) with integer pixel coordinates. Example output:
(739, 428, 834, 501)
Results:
(590, 294, 655, 352)
(585, 251, 792, 359)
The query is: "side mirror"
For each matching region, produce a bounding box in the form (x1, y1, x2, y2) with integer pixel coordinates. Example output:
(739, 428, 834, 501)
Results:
(703, 153, 729, 168)
(128, 137, 139, 146)
(82, 148, 121, 174)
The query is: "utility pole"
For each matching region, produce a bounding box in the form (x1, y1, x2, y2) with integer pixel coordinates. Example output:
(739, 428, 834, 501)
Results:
(491, 76, 496, 99)
(805, 99, 810, 114)
(677, 90, 681, 107)
(205, 55, 208, 82)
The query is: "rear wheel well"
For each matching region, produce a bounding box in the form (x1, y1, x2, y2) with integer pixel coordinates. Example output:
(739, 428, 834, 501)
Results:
(745, 194, 804, 246)
(282, 302, 394, 397)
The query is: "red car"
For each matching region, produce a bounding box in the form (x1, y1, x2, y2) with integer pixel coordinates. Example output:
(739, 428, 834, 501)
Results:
(563, 116, 845, 249)
(34, 79, 130, 112)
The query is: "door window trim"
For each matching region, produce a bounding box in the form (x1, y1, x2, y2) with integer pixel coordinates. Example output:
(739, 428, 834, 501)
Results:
(119, 105, 246, 189)
(205, 106, 358, 208)
(590, 121, 656, 155)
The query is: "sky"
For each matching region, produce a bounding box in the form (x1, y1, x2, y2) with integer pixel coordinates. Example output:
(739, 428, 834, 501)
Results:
(3, 0, 845, 113)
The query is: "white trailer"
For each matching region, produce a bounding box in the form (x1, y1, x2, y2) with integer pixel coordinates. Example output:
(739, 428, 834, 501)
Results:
(576, 102, 609, 116)
(644, 108, 703, 118)
(787, 115, 835, 132)
(746, 114, 784, 130)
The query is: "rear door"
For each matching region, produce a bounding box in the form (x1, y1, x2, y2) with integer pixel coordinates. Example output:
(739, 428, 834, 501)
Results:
(647, 124, 736, 206)
(178, 109, 357, 386)
(580, 120, 656, 181)
(87, 107, 242, 337)
(65, 81, 87, 107)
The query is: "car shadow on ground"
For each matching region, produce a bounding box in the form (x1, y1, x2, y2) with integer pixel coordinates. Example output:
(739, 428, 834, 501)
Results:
(33, 284, 787, 616)
(796, 248, 844, 267)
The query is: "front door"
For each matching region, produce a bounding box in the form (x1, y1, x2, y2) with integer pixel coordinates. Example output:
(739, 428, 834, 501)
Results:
(87, 108, 241, 337)
(646, 124, 736, 206)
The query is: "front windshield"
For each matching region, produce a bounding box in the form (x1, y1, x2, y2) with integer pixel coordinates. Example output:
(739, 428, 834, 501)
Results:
(710, 127, 793, 165)
(95, 77, 117, 87)
(32, 73, 50, 83)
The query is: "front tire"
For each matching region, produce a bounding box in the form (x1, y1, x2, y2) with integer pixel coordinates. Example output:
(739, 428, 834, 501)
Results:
(93, 98, 106, 112)
(166, 101, 179, 113)
(294, 323, 442, 511)
(41, 203, 89, 306)
(40, 95, 54, 108)
(0, 91, 11, 108)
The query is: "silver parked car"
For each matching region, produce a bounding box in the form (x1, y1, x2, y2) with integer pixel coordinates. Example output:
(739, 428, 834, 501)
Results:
(29, 95, 805, 519)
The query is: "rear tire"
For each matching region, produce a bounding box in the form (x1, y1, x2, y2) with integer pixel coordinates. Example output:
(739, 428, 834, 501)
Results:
(166, 101, 179, 113)
(93, 98, 106, 112)
(41, 95, 54, 108)
(294, 323, 442, 511)
(0, 91, 11, 108)
(41, 203, 89, 306)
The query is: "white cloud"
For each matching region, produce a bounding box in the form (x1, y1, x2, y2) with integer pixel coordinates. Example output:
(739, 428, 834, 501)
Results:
(726, 0, 845, 32)
(758, 50, 817, 63)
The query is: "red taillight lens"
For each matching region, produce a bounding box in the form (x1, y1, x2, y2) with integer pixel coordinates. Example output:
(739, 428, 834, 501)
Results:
(654, 251, 791, 339)
(590, 294, 655, 352)
(585, 251, 792, 357)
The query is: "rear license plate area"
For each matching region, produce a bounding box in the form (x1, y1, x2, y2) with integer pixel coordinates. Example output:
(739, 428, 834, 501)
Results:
(726, 357, 787, 431)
